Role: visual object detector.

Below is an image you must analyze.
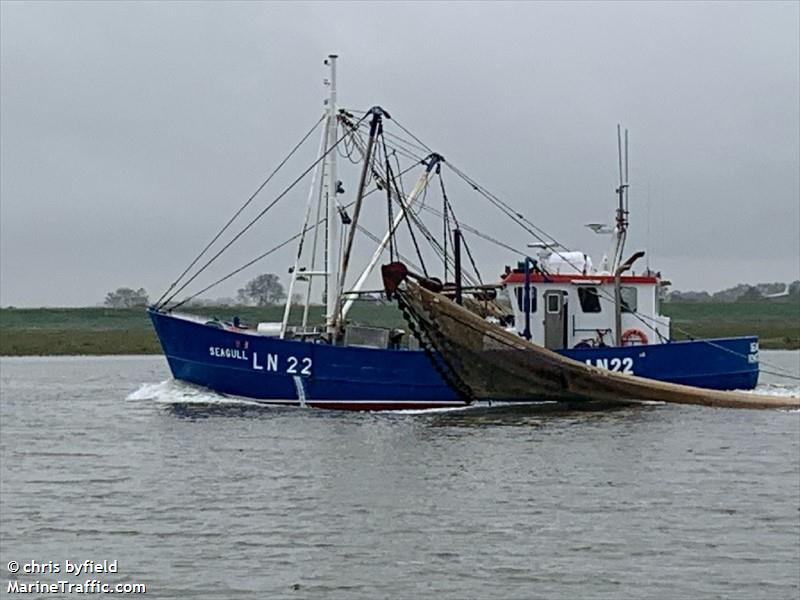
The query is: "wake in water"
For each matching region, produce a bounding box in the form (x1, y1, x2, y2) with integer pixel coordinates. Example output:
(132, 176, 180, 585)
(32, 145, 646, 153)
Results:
(752, 383, 800, 398)
(126, 379, 495, 415)
(126, 380, 266, 407)
(127, 377, 799, 414)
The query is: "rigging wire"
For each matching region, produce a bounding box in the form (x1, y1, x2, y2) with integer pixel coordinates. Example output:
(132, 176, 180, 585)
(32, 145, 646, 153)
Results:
(442, 179, 450, 281)
(159, 112, 368, 308)
(380, 129, 429, 277)
(385, 167, 480, 287)
(390, 116, 434, 154)
(356, 224, 425, 275)
(168, 236, 300, 311)
(345, 123, 527, 257)
(338, 113, 422, 202)
(355, 131, 482, 286)
(344, 108, 431, 154)
(387, 115, 572, 260)
(391, 148, 407, 200)
(154, 114, 326, 308)
(438, 170, 483, 285)
(338, 116, 483, 289)
(352, 119, 429, 165)
(445, 162, 567, 251)
(349, 124, 482, 285)
(168, 196, 358, 310)
(381, 126, 645, 326)
(416, 202, 528, 256)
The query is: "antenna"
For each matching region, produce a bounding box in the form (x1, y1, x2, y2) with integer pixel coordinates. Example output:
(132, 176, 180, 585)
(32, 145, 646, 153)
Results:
(646, 179, 651, 271)
(617, 125, 624, 188)
(624, 127, 629, 215)
(612, 124, 630, 271)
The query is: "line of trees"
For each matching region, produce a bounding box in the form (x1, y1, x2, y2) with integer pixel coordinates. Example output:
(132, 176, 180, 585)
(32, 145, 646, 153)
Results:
(103, 273, 289, 309)
(236, 273, 286, 306)
(667, 281, 800, 303)
(104, 287, 149, 308)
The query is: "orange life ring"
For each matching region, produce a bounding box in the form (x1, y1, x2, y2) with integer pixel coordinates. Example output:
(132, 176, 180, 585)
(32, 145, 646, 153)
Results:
(621, 328, 648, 346)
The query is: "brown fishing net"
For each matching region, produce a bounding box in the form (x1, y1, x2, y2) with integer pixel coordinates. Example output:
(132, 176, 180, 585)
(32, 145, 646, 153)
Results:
(395, 279, 799, 410)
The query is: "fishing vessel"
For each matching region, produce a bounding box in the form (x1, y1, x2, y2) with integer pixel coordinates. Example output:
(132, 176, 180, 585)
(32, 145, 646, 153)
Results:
(148, 55, 759, 410)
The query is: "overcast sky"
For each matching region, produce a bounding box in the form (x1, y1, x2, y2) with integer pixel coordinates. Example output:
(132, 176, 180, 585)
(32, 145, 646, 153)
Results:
(1, 1, 798, 307)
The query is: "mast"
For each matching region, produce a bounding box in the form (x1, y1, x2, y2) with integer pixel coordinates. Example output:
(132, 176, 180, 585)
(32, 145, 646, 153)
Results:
(611, 125, 630, 271)
(324, 54, 339, 339)
(335, 106, 388, 336)
(612, 125, 631, 343)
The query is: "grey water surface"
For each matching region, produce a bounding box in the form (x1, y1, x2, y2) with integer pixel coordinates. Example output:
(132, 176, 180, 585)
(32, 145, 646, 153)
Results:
(1, 352, 798, 599)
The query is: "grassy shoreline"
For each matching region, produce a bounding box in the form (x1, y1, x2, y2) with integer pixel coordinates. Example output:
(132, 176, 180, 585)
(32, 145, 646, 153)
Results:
(1, 302, 798, 355)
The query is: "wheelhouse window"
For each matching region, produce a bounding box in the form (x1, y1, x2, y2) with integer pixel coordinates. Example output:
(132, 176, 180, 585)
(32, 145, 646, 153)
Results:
(620, 286, 638, 313)
(578, 287, 601, 313)
(546, 293, 561, 314)
(514, 286, 537, 313)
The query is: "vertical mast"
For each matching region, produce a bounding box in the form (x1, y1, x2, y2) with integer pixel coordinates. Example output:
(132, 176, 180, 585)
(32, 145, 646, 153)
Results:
(335, 107, 387, 336)
(325, 54, 339, 338)
(612, 124, 629, 271)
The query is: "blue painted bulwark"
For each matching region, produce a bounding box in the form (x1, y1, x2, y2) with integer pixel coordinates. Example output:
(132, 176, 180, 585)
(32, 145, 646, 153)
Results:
(149, 310, 759, 410)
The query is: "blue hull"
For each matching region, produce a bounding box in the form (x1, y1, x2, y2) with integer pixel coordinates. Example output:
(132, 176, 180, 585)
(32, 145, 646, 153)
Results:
(562, 338, 759, 391)
(149, 310, 759, 410)
(148, 310, 463, 410)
